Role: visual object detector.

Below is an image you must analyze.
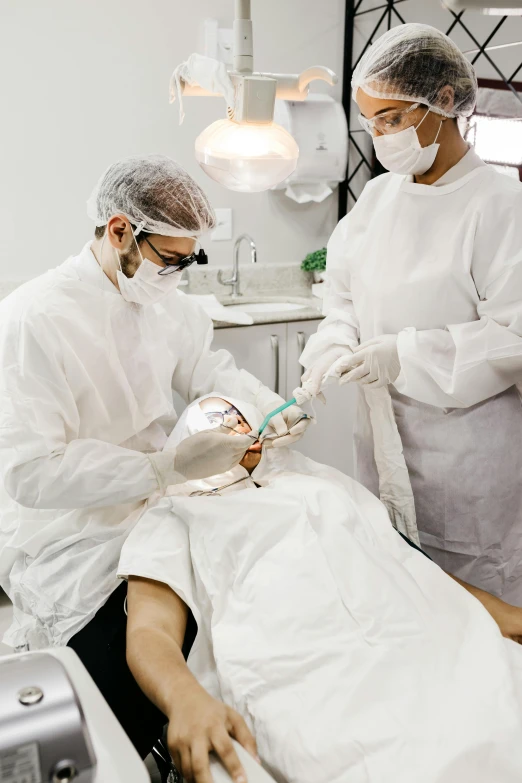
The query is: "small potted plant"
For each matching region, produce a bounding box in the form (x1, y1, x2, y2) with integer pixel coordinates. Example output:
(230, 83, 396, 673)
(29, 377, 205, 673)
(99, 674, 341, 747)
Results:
(301, 248, 327, 283)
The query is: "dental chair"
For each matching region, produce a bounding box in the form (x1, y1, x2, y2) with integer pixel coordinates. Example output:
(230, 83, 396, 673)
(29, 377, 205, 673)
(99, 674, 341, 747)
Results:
(0, 646, 276, 783)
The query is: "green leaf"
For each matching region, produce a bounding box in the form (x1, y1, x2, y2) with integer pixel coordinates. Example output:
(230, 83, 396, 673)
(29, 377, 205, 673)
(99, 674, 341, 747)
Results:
(300, 248, 327, 272)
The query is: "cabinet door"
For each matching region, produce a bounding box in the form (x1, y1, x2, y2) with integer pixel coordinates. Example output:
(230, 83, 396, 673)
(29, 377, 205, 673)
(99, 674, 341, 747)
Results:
(286, 320, 357, 476)
(212, 323, 288, 396)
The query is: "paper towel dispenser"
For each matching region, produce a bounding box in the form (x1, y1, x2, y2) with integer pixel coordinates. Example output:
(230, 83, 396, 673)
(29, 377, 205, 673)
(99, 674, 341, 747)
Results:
(272, 94, 348, 203)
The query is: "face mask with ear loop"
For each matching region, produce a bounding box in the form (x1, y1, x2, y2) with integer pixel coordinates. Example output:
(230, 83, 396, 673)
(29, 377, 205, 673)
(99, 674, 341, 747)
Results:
(117, 226, 185, 306)
(372, 109, 444, 177)
(99, 224, 185, 306)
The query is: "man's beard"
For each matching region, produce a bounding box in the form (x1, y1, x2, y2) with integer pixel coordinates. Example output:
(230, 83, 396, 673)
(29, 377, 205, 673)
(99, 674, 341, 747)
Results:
(119, 244, 142, 278)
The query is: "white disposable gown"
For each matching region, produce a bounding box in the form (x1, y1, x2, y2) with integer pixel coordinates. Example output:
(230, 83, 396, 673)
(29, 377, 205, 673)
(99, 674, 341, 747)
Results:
(119, 395, 522, 783)
(0, 243, 263, 649)
(301, 149, 522, 604)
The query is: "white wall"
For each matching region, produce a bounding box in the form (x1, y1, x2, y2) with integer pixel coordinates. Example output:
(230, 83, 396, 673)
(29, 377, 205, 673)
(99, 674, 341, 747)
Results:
(0, 0, 345, 279)
(4, 1, 520, 280)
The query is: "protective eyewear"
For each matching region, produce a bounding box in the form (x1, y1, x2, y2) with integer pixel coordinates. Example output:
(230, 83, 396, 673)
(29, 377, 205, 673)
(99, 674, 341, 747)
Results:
(142, 236, 209, 275)
(204, 406, 259, 440)
(204, 405, 246, 430)
(358, 102, 421, 136)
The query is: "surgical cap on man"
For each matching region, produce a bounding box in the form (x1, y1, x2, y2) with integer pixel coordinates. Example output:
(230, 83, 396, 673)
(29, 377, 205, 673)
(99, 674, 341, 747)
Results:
(351, 23, 477, 118)
(87, 154, 217, 237)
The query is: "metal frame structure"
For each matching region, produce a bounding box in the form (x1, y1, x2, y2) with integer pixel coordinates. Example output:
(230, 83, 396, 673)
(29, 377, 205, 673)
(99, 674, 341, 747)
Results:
(338, 0, 522, 219)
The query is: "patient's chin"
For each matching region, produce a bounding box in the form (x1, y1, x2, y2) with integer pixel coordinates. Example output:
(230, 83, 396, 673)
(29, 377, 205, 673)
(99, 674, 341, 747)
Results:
(240, 452, 262, 473)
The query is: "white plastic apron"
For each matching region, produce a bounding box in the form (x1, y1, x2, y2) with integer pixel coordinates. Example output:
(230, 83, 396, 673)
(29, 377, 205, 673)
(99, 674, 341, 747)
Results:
(355, 385, 522, 604)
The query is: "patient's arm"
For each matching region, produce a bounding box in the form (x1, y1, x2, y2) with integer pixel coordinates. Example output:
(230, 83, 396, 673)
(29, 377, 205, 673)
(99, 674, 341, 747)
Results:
(450, 575, 522, 644)
(126, 576, 258, 783)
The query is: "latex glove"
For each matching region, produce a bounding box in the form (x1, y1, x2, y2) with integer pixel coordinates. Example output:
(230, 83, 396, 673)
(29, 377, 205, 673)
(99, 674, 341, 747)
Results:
(330, 335, 400, 388)
(301, 345, 354, 399)
(255, 387, 311, 448)
(173, 428, 254, 480)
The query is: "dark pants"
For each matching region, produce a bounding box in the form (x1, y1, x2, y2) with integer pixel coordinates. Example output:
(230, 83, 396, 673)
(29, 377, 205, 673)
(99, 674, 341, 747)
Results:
(68, 582, 165, 759)
(68, 581, 197, 760)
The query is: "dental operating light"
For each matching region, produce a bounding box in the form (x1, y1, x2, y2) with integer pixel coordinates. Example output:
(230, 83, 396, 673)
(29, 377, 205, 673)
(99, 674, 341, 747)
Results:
(171, 0, 338, 193)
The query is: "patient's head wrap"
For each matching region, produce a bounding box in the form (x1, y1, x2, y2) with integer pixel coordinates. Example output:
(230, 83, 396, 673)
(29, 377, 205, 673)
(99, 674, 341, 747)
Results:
(167, 393, 263, 448)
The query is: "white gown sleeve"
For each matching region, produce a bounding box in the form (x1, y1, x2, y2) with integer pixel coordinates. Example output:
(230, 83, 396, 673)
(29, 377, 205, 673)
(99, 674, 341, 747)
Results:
(0, 318, 161, 509)
(171, 294, 264, 404)
(299, 215, 361, 369)
(395, 187, 522, 408)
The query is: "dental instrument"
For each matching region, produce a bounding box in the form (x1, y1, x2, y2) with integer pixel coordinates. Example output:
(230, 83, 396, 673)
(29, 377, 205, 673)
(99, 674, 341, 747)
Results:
(257, 378, 333, 437)
(190, 475, 252, 497)
(258, 397, 298, 436)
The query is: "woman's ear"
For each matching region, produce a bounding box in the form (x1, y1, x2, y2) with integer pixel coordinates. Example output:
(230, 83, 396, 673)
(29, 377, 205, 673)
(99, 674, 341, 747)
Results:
(437, 85, 455, 115)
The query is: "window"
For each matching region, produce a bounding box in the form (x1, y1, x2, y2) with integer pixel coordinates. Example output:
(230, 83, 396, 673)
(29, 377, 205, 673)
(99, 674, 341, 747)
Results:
(461, 78, 522, 180)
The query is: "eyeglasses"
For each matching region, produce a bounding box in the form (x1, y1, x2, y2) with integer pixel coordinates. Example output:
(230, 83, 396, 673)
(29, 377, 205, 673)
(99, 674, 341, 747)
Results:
(358, 102, 421, 136)
(204, 405, 246, 430)
(204, 405, 258, 440)
(142, 236, 209, 275)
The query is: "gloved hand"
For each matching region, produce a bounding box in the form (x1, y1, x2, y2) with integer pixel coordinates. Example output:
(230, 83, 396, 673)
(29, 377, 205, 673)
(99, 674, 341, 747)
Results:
(255, 387, 311, 448)
(173, 428, 254, 480)
(301, 345, 354, 399)
(330, 335, 400, 388)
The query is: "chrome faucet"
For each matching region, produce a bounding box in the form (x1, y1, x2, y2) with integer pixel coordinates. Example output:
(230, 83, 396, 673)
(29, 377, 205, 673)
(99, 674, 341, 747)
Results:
(218, 234, 257, 298)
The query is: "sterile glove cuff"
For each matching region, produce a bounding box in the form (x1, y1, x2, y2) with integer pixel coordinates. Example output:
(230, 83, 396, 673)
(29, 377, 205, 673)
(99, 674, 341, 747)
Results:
(393, 328, 416, 395)
(147, 451, 187, 492)
(255, 385, 286, 416)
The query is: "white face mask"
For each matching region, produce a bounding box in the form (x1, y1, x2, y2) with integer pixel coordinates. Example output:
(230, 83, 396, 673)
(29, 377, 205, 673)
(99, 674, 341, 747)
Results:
(373, 110, 443, 176)
(116, 239, 183, 306)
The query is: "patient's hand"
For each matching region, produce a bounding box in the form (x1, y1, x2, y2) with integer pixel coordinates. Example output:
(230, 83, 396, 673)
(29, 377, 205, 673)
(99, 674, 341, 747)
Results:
(167, 680, 258, 783)
(126, 576, 259, 782)
(451, 575, 522, 644)
(480, 597, 522, 644)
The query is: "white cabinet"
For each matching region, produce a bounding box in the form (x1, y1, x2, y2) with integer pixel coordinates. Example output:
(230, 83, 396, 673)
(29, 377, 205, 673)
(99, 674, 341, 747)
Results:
(212, 323, 287, 395)
(285, 321, 356, 475)
(173, 323, 287, 415)
(212, 320, 356, 476)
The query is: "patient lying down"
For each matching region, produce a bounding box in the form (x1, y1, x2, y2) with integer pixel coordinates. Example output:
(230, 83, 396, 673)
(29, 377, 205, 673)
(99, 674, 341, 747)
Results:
(119, 394, 522, 783)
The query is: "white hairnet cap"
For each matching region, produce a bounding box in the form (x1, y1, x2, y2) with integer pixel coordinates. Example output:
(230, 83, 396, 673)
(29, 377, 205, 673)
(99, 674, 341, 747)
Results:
(87, 154, 217, 237)
(351, 23, 477, 118)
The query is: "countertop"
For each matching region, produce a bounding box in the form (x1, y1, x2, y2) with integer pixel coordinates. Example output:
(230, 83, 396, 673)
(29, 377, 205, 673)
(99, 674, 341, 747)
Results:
(184, 263, 325, 329)
(213, 295, 324, 329)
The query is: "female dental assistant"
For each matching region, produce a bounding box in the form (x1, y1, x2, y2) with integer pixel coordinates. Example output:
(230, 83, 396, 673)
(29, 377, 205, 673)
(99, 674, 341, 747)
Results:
(301, 23, 522, 604)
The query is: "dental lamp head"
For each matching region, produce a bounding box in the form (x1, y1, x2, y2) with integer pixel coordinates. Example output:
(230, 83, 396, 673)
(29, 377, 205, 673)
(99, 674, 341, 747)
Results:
(171, 0, 337, 193)
(195, 70, 299, 192)
(195, 119, 298, 193)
